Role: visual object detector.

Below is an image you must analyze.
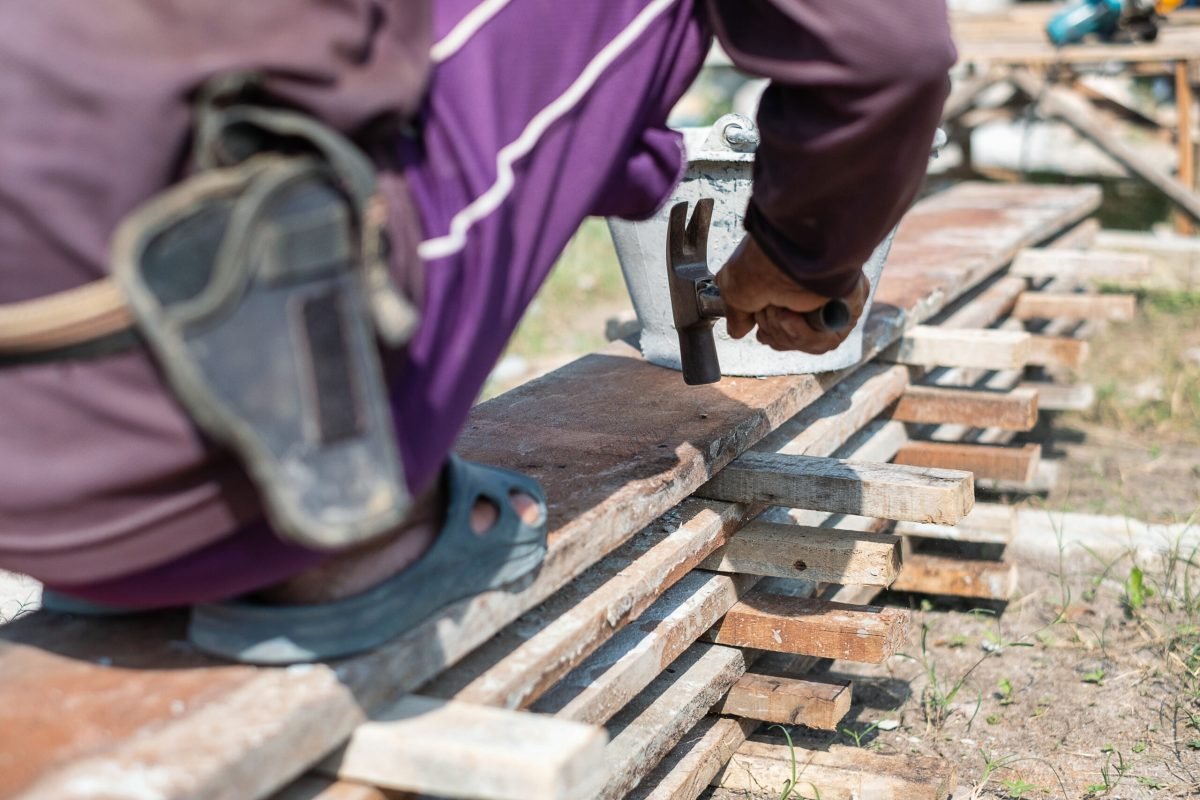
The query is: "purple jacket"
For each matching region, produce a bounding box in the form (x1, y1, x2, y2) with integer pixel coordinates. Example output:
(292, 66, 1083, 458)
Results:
(0, 0, 954, 589)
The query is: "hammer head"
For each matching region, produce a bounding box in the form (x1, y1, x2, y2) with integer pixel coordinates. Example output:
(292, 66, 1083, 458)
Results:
(666, 199, 723, 385)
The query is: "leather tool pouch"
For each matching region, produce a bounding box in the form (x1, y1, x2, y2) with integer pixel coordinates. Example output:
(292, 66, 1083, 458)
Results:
(111, 78, 418, 550)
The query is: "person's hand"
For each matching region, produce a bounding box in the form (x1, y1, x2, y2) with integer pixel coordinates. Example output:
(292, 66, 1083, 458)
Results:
(714, 234, 869, 354)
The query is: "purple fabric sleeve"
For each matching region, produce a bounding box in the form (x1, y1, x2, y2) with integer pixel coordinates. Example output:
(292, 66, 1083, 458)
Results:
(706, 0, 956, 298)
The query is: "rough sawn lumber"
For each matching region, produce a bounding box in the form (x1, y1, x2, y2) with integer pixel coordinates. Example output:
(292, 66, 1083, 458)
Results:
(0, 182, 1099, 800)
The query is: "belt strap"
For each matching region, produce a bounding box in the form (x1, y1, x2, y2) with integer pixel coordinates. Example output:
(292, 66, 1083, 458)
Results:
(0, 278, 135, 357)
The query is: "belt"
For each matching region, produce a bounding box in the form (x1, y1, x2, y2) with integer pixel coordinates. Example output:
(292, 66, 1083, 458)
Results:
(0, 278, 139, 365)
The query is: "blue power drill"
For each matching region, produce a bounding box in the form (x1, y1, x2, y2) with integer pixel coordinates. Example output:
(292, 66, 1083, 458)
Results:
(1045, 0, 1169, 46)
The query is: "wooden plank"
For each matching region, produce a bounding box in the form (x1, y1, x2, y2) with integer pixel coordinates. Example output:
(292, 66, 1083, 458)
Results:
(894, 502, 1016, 547)
(1009, 69, 1200, 224)
(754, 363, 910, 457)
(626, 585, 885, 800)
(316, 696, 607, 800)
(1028, 334, 1089, 369)
(424, 498, 744, 710)
(977, 458, 1061, 495)
(699, 451, 974, 526)
(707, 593, 910, 663)
(890, 554, 1019, 601)
(715, 673, 852, 730)
(891, 385, 1038, 431)
(625, 716, 756, 800)
(883, 326, 1031, 370)
(830, 419, 909, 465)
(714, 740, 956, 800)
(928, 275, 1027, 330)
(0, 183, 1102, 800)
(894, 441, 1041, 484)
(1010, 248, 1153, 282)
(532, 571, 758, 726)
(701, 522, 900, 587)
(1012, 291, 1137, 321)
(1020, 381, 1095, 412)
(598, 644, 745, 800)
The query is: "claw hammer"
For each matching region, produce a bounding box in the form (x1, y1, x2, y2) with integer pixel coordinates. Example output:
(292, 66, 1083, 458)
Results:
(665, 198, 851, 385)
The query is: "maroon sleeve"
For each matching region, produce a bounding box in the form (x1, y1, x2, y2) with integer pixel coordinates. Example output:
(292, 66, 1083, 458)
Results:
(706, 0, 956, 298)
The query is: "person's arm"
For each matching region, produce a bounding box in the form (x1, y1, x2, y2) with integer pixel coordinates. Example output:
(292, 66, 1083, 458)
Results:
(708, 0, 955, 350)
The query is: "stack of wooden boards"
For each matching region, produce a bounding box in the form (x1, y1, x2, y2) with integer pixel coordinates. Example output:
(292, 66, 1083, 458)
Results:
(0, 182, 1135, 800)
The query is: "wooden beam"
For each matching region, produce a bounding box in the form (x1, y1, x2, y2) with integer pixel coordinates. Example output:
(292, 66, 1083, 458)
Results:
(1012, 291, 1136, 321)
(272, 777, 390, 800)
(1028, 334, 1089, 369)
(0, 183, 1103, 800)
(714, 740, 956, 800)
(894, 441, 1041, 484)
(597, 644, 745, 800)
(1009, 69, 1200, 224)
(715, 673, 852, 731)
(894, 502, 1016, 547)
(1021, 381, 1095, 411)
(316, 696, 608, 800)
(532, 571, 757, 726)
(699, 451, 974, 526)
(626, 585, 886, 800)
(1010, 248, 1153, 282)
(707, 593, 911, 663)
(701, 522, 900, 586)
(891, 554, 1019, 601)
(425, 498, 744, 710)
(930, 275, 1027, 330)
(754, 363, 910, 457)
(891, 385, 1038, 431)
(883, 326, 1031, 370)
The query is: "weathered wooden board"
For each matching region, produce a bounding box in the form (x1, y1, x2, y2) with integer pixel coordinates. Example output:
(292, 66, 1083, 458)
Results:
(1028, 334, 1090, 368)
(424, 498, 744, 710)
(625, 716, 757, 800)
(273, 777, 389, 800)
(0, 182, 1100, 800)
(890, 554, 1019, 601)
(598, 644, 745, 800)
(714, 739, 957, 800)
(891, 385, 1038, 431)
(1010, 248, 1153, 282)
(1012, 292, 1137, 321)
(894, 441, 1041, 484)
(894, 502, 1016, 546)
(701, 522, 900, 586)
(315, 696, 607, 800)
(531, 571, 759, 726)
(715, 673, 852, 730)
(698, 451, 975, 526)
(1020, 380, 1096, 411)
(707, 594, 910, 663)
(882, 326, 1031, 370)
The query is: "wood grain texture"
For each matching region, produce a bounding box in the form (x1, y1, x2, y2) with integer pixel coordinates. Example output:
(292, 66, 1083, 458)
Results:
(531, 571, 759, 726)
(1012, 292, 1137, 321)
(884, 326, 1032, 370)
(597, 644, 746, 800)
(1010, 248, 1153, 282)
(0, 183, 1100, 800)
(317, 696, 607, 800)
(701, 522, 900, 586)
(894, 441, 1041, 484)
(698, 451, 975, 526)
(894, 502, 1016, 546)
(891, 385, 1039, 431)
(625, 716, 757, 800)
(1021, 381, 1096, 411)
(714, 739, 956, 800)
(424, 498, 745, 710)
(891, 554, 1019, 601)
(707, 593, 911, 663)
(715, 673, 852, 730)
(1028, 334, 1090, 368)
